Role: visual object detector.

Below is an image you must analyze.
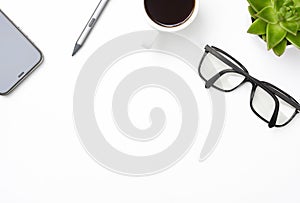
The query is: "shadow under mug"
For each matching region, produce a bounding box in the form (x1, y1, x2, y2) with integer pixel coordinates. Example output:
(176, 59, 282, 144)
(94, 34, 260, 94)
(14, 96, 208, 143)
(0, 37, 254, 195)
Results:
(144, 0, 199, 32)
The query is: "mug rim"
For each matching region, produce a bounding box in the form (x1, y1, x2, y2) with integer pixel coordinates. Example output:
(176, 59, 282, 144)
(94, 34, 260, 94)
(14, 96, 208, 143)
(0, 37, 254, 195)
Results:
(144, 0, 199, 32)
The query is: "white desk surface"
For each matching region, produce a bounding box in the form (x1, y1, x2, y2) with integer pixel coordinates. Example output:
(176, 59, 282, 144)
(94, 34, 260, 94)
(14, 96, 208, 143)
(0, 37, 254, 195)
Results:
(0, 0, 300, 202)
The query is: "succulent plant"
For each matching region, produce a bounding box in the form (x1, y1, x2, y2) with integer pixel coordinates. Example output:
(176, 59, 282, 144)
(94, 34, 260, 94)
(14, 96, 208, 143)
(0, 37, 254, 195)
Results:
(247, 0, 300, 56)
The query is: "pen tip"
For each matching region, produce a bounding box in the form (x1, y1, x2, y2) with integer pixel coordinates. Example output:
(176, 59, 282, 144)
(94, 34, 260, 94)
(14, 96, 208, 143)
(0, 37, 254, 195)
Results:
(72, 44, 81, 56)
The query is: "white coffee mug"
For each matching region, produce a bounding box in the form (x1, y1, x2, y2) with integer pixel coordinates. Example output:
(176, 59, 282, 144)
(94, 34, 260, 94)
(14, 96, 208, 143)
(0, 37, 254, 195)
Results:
(144, 0, 199, 32)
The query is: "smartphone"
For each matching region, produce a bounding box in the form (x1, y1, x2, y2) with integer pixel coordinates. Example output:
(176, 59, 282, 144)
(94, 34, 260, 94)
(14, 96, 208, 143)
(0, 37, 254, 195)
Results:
(0, 10, 43, 95)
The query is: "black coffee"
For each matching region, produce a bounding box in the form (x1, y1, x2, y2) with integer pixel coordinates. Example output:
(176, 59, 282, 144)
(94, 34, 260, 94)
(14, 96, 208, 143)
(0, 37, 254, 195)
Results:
(144, 0, 195, 28)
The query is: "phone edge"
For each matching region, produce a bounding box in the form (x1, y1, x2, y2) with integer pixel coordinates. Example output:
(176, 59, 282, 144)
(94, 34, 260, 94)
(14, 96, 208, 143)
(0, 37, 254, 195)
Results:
(0, 9, 44, 96)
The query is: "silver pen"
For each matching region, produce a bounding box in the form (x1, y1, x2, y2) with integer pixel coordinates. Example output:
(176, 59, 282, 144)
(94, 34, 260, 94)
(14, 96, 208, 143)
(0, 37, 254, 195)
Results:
(72, 0, 110, 56)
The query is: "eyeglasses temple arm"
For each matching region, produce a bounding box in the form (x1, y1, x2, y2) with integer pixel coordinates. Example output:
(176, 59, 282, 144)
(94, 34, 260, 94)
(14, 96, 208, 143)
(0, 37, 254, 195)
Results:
(211, 46, 249, 73)
(205, 46, 248, 74)
(265, 86, 300, 111)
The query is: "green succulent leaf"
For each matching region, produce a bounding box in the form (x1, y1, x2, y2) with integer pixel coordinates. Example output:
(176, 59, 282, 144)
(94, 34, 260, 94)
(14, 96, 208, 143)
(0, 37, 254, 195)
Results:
(267, 23, 287, 49)
(248, 6, 257, 19)
(256, 7, 278, 24)
(248, 19, 267, 34)
(274, 0, 285, 11)
(284, 0, 294, 7)
(280, 21, 299, 35)
(286, 32, 300, 48)
(247, 0, 272, 12)
(272, 39, 287, 56)
(247, 0, 300, 56)
(296, 7, 300, 20)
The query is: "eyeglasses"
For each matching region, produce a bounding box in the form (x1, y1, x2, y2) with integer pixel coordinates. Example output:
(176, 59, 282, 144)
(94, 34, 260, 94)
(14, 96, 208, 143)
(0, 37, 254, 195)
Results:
(198, 45, 300, 128)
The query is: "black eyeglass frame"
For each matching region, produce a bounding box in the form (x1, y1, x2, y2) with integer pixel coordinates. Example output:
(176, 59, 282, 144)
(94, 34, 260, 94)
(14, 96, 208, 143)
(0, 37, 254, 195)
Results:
(198, 45, 300, 128)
